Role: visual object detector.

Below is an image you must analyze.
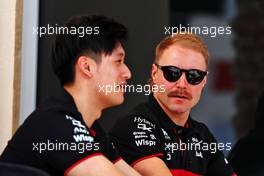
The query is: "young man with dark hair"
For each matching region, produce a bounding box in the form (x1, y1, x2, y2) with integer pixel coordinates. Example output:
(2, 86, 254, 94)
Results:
(0, 15, 141, 176)
(110, 33, 237, 176)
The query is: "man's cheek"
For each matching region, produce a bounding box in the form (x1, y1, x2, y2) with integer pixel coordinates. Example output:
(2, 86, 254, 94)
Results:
(192, 92, 201, 106)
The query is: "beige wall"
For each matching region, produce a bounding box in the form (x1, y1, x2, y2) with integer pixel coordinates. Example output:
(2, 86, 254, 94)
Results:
(0, 0, 23, 153)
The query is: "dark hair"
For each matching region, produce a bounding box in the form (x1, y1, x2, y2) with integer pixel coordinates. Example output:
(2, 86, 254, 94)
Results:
(51, 15, 128, 85)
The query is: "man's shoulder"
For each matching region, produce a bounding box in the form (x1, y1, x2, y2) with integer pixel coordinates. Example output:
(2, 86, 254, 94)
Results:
(189, 118, 216, 140)
(24, 106, 70, 125)
(116, 102, 158, 126)
(189, 118, 208, 129)
(15, 106, 84, 143)
(188, 117, 210, 132)
(110, 102, 161, 138)
(30, 95, 83, 120)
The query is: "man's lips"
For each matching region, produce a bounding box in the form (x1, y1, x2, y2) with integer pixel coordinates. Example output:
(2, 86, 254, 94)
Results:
(116, 82, 127, 91)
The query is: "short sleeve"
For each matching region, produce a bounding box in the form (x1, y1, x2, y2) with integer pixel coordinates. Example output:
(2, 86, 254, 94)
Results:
(110, 115, 164, 166)
(90, 120, 121, 163)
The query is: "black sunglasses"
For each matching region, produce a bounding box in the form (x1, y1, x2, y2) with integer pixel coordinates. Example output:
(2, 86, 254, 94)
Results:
(155, 63, 208, 85)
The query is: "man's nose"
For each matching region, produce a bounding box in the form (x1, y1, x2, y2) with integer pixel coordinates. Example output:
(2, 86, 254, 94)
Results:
(175, 73, 188, 88)
(123, 64, 132, 80)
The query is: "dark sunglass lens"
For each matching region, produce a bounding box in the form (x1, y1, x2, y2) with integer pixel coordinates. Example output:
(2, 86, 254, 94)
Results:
(162, 66, 181, 82)
(187, 70, 206, 85)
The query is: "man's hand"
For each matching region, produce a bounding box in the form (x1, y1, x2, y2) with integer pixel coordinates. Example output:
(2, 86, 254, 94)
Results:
(133, 157, 172, 176)
(66, 154, 124, 176)
(115, 159, 142, 176)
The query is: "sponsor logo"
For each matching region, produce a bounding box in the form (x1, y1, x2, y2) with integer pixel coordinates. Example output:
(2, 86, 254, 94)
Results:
(137, 123, 152, 132)
(133, 131, 146, 135)
(191, 137, 199, 143)
(73, 134, 94, 143)
(66, 115, 86, 129)
(224, 158, 229, 164)
(134, 116, 156, 128)
(150, 134, 156, 140)
(161, 128, 171, 140)
(134, 135, 148, 139)
(74, 127, 89, 135)
(195, 150, 203, 158)
(135, 139, 156, 146)
(65, 115, 94, 143)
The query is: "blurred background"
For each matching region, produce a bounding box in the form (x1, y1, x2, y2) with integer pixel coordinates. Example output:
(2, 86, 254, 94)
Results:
(1, 0, 264, 159)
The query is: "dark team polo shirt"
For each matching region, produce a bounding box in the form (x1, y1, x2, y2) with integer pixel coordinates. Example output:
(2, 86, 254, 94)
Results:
(110, 94, 236, 176)
(0, 88, 120, 176)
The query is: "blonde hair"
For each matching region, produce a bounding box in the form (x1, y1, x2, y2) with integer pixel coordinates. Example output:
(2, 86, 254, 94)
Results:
(155, 33, 209, 67)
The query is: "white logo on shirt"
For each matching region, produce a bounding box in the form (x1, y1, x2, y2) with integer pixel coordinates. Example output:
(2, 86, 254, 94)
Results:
(161, 128, 171, 140)
(137, 123, 152, 132)
(224, 158, 229, 164)
(135, 139, 156, 146)
(134, 116, 155, 128)
(73, 134, 94, 143)
(65, 115, 94, 143)
(195, 150, 203, 158)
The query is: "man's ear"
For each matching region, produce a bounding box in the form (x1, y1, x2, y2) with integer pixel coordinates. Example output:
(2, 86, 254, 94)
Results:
(202, 75, 207, 88)
(151, 64, 158, 83)
(76, 56, 96, 78)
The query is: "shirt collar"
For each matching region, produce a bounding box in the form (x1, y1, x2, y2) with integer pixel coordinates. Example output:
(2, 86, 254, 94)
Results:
(41, 86, 80, 116)
(147, 94, 196, 132)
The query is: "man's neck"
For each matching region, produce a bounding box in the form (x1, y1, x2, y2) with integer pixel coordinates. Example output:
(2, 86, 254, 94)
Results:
(163, 107, 189, 127)
(154, 95, 190, 127)
(64, 85, 102, 128)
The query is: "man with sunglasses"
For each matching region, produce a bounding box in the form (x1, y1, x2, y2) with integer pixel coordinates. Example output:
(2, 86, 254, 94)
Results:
(110, 33, 236, 176)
